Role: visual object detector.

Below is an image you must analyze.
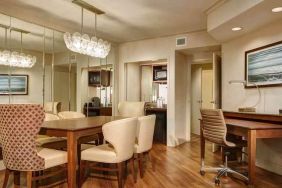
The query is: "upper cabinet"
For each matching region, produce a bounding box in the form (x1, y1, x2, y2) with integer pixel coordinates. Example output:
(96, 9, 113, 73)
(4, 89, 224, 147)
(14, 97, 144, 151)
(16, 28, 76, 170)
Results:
(153, 65, 167, 83)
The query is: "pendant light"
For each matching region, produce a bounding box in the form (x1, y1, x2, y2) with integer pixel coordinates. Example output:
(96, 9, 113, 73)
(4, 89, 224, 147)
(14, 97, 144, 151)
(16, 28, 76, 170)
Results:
(0, 27, 36, 68)
(64, 0, 111, 58)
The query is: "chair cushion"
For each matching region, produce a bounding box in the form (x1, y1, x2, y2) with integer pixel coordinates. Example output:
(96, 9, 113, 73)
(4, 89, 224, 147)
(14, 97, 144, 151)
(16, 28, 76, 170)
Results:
(37, 148, 67, 169)
(81, 144, 117, 163)
(0, 160, 5, 170)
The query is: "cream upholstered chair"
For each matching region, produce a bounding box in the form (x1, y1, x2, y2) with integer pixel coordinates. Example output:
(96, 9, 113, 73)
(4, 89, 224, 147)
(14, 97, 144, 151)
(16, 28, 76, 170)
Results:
(80, 117, 138, 188)
(200, 109, 248, 185)
(45, 113, 60, 121)
(0, 104, 67, 188)
(118, 101, 145, 117)
(131, 115, 156, 182)
(44, 102, 61, 114)
(58, 111, 85, 119)
(36, 113, 66, 149)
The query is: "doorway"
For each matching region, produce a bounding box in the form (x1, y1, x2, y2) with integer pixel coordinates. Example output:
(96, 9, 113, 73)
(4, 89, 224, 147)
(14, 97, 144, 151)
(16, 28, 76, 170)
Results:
(191, 63, 213, 135)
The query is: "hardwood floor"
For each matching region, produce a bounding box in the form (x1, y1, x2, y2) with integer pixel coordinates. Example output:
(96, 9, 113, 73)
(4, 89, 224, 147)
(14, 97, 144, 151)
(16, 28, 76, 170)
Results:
(1, 135, 282, 188)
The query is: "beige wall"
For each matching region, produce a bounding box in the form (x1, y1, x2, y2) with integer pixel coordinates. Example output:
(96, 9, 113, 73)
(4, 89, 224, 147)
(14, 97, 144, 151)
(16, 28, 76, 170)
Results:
(118, 31, 219, 146)
(222, 20, 282, 175)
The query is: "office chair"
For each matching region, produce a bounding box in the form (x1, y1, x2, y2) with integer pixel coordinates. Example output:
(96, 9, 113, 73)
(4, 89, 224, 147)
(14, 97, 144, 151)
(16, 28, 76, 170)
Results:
(200, 108, 248, 185)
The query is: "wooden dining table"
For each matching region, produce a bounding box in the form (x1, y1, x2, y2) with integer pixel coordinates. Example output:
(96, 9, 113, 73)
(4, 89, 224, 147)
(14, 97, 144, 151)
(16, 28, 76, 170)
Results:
(40, 116, 125, 188)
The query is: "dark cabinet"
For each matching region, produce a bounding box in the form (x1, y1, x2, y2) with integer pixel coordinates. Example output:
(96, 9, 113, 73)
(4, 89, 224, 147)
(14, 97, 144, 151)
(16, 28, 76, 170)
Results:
(83, 106, 112, 116)
(88, 70, 110, 87)
(145, 108, 167, 144)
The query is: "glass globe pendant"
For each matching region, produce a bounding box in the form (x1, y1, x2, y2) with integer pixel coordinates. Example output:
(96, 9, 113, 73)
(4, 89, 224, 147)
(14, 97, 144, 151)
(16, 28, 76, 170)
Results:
(63, 7, 111, 58)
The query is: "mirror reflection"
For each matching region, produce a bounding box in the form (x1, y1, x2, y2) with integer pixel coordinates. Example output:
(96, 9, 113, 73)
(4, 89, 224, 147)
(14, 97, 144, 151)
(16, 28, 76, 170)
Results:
(0, 13, 115, 116)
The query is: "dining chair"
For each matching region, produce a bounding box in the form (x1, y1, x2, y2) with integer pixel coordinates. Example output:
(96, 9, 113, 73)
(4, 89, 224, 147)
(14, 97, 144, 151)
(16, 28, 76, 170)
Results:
(0, 104, 68, 188)
(79, 117, 138, 188)
(118, 101, 145, 117)
(132, 115, 156, 182)
(58, 111, 86, 119)
(44, 102, 62, 114)
(36, 113, 66, 150)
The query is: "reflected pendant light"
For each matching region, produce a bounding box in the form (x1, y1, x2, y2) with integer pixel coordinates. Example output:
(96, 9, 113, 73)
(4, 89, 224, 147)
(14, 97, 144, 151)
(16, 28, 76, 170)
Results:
(0, 28, 36, 68)
(64, 2, 111, 58)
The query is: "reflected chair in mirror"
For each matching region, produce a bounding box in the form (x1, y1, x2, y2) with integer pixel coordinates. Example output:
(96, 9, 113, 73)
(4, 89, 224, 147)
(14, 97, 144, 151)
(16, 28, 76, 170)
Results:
(36, 113, 66, 150)
(44, 102, 62, 114)
(79, 117, 138, 188)
(0, 104, 67, 188)
(58, 111, 85, 119)
(200, 108, 248, 185)
(132, 115, 156, 182)
(118, 101, 145, 117)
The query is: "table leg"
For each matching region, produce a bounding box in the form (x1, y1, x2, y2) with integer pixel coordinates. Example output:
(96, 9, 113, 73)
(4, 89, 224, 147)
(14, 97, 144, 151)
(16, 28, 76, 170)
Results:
(67, 131, 78, 188)
(248, 130, 256, 186)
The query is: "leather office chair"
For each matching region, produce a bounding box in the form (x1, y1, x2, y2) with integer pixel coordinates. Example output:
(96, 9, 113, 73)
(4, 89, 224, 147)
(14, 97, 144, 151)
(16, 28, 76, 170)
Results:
(200, 108, 248, 185)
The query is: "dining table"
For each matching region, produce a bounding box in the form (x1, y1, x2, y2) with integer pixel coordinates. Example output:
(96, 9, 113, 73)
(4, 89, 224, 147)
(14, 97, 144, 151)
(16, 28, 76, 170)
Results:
(40, 116, 125, 188)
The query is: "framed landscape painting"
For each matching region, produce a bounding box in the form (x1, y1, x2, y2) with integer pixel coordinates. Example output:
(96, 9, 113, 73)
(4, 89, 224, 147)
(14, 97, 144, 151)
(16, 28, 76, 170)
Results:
(0, 74, 28, 95)
(245, 41, 282, 88)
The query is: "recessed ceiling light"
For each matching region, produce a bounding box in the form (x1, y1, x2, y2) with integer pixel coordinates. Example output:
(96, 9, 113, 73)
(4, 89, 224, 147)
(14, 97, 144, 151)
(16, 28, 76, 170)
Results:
(272, 7, 282, 13)
(232, 27, 243, 31)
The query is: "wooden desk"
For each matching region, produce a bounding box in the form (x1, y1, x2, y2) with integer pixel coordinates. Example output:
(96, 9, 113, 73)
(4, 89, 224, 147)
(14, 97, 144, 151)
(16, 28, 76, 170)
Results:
(41, 116, 124, 188)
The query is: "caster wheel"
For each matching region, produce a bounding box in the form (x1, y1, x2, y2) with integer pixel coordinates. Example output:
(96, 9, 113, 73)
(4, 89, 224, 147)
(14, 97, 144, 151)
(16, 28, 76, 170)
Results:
(215, 178, 220, 186)
(200, 170, 205, 176)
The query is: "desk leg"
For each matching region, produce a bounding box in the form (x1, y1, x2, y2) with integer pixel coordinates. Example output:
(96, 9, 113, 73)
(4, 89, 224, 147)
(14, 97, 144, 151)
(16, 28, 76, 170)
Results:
(67, 131, 78, 188)
(248, 130, 256, 186)
(200, 120, 205, 169)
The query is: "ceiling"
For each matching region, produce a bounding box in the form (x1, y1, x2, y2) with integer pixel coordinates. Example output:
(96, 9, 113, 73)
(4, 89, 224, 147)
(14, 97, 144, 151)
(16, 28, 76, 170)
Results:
(0, 0, 217, 43)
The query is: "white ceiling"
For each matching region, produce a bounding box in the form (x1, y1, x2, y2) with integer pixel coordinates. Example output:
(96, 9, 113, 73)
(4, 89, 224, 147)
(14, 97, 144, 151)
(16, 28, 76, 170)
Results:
(0, 0, 217, 43)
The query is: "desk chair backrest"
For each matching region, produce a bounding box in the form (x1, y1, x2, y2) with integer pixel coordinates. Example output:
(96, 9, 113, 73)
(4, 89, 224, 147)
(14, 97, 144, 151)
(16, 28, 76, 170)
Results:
(200, 109, 228, 146)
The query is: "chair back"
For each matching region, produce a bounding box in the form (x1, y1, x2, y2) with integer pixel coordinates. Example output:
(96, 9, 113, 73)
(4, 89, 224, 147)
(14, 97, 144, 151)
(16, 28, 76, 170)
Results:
(200, 108, 227, 145)
(118, 101, 145, 117)
(0, 104, 45, 171)
(58, 111, 85, 119)
(102, 117, 137, 163)
(135, 115, 156, 153)
(45, 113, 60, 121)
(44, 102, 61, 114)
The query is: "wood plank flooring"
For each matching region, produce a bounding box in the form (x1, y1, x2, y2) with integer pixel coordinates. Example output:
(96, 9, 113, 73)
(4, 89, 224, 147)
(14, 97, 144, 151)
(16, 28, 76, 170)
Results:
(1, 135, 282, 188)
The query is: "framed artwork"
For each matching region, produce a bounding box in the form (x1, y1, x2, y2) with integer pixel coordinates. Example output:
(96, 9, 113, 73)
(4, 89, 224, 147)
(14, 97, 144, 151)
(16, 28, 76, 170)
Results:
(245, 41, 282, 88)
(0, 74, 29, 95)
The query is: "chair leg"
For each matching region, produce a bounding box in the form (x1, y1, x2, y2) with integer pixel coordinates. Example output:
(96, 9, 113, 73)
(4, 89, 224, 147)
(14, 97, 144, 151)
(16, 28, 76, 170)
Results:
(2, 169, 10, 188)
(26, 171, 33, 188)
(79, 160, 85, 188)
(117, 162, 124, 188)
(129, 157, 136, 183)
(13, 171, 20, 188)
(138, 153, 144, 178)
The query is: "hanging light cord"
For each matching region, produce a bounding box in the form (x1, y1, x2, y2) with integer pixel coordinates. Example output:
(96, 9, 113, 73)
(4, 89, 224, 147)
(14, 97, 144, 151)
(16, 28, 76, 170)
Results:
(81, 7, 84, 34)
(20, 32, 23, 53)
(94, 13, 97, 37)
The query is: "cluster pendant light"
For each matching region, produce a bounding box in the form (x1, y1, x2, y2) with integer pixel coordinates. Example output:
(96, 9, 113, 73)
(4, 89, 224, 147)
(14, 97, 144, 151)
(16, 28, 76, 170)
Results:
(0, 28, 36, 68)
(64, 1, 111, 58)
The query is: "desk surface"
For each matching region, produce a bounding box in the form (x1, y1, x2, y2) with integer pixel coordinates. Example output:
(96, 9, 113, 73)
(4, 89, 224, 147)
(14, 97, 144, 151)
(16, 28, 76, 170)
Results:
(225, 118, 282, 130)
(42, 116, 125, 131)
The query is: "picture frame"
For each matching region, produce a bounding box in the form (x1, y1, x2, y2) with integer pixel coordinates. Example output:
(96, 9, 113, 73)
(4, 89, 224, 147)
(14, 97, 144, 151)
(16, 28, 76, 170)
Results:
(0, 74, 29, 95)
(245, 40, 282, 88)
